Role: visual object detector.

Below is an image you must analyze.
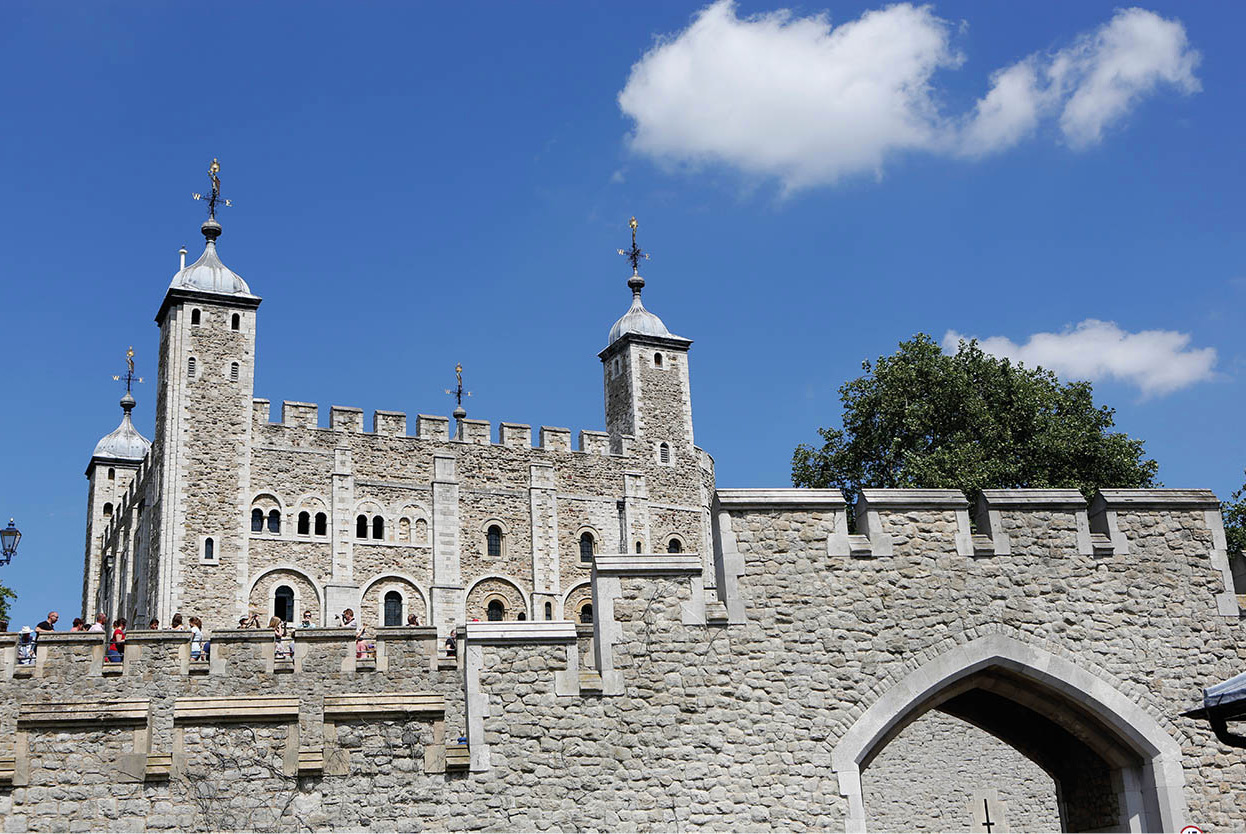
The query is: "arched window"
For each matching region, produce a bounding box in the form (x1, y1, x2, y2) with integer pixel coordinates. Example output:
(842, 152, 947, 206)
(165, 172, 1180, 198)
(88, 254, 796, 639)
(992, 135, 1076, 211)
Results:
(356, 515, 368, 538)
(486, 599, 505, 621)
(372, 516, 384, 540)
(107, 467, 115, 481)
(187, 357, 196, 379)
(274, 585, 294, 623)
(579, 532, 594, 563)
(635, 541, 643, 554)
(103, 502, 113, 517)
(297, 511, 310, 535)
(231, 313, 240, 331)
(517, 612, 526, 621)
(383, 591, 402, 627)
(415, 518, 428, 544)
(230, 362, 239, 382)
(667, 538, 683, 554)
(191, 308, 201, 326)
(267, 509, 281, 534)
(399, 518, 411, 542)
(544, 602, 553, 620)
(486, 525, 503, 558)
(314, 512, 327, 536)
(659, 442, 671, 464)
(204, 537, 214, 561)
(579, 603, 593, 624)
(654, 352, 663, 368)
(251, 508, 264, 533)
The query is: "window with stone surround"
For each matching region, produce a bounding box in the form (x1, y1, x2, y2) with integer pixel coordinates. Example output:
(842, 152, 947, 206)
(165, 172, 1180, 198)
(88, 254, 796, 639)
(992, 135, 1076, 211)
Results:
(579, 531, 595, 563)
(487, 525, 503, 558)
(659, 442, 671, 465)
(251, 508, 264, 533)
(399, 518, 411, 542)
(486, 599, 505, 621)
(297, 512, 310, 536)
(187, 356, 196, 379)
(204, 537, 214, 561)
(356, 514, 368, 538)
(578, 602, 593, 624)
(372, 516, 384, 540)
(383, 591, 402, 627)
(314, 512, 327, 536)
(231, 313, 240, 331)
(666, 537, 683, 554)
(191, 308, 201, 326)
(108, 467, 115, 481)
(274, 585, 294, 623)
(267, 509, 281, 534)
(635, 540, 643, 553)
(544, 602, 553, 620)
(230, 362, 239, 382)
(103, 502, 113, 517)
(654, 352, 663, 368)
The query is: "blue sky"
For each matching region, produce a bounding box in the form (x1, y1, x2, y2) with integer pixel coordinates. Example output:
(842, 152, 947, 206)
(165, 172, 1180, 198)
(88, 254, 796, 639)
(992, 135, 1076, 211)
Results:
(1, 1, 1242, 626)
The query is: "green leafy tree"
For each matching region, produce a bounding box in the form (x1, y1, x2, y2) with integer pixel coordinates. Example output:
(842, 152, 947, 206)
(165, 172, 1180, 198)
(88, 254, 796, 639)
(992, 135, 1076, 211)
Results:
(792, 335, 1159, 507)
(1224, 471, 1246, 557)
(0, 582, 15, 625)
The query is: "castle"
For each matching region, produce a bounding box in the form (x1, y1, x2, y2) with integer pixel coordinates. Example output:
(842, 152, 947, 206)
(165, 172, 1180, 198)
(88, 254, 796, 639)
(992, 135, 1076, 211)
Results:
(0, 188, 1240, 831)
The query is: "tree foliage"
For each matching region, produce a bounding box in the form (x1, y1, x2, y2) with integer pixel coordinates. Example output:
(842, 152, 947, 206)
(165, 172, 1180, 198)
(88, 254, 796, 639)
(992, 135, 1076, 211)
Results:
(792, 335, 1159, 507)
(1224, 471, 1246, 557)
(0, 582, 15, 625)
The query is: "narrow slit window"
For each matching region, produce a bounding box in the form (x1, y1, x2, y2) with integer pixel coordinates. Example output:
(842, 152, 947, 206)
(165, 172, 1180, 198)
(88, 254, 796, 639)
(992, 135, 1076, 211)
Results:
(372, 516, 384, 540)
(187, 357, 196, 379)
(579, 532, 594, 563)
(297, 511, 310, 535)
(230, 362, 239, 382)
(108, 468, 115, 481)
(191, 308, 201, 326)
(635, 541, 642, 554)
(204, 537, 214, 561)
(487, 525, 503, 558)
(231, 313, 240, 331)
(654, 352, 662, 368)
(659, 442, 671, 464)
(544, 602, 553, 620)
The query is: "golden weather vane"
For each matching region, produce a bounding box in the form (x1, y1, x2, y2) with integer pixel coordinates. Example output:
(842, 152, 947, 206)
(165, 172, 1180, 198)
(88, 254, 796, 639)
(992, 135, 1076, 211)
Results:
(445, 363, 472, 408)
(616, 216, 650, 275)
(192, 157, 233, 219)
(112, 346, 144, 393)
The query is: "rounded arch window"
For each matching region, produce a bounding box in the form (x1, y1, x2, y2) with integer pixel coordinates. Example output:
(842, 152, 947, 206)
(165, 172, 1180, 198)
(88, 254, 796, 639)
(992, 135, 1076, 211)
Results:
(486, 599, 505, 621)
(486, 525, 503, 558)
(579, 602, 594, 625)
(356, 515, 368, 539)
(314, 512, 328, 536)
(274, 585, 294, 623)
(579, 531, 595, 564)
(659, 442, 671, 464)
(107, 467, 115, 481)
(371, 516, 384, 540)
(231, 313, 240, 331)
(230, 362, 239, 382)
(544, 602, 553, 620)
(635, 540, 643, 554)
(191, 308, 201, 326)
(399, 518, 411, 542)
(654, 352, 663, 368)
(667, 537, 683, 554)
(187, 357, 196, 379)
(267, 509, 281, 534)
(251, 508, 264, 533)
(103, 502, 113, 517)
(204, 537, 214, 561)
(297, 511, 310, 535)
(383, 590, 402, 627)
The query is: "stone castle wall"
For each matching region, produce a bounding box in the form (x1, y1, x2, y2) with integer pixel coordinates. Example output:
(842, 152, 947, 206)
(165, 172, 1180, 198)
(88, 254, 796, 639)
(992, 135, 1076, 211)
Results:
(14, 489, 1246, 831)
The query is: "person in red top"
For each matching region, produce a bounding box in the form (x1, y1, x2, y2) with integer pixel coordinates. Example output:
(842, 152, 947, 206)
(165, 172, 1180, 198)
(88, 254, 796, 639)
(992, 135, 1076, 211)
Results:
(106, 618, 127, 662)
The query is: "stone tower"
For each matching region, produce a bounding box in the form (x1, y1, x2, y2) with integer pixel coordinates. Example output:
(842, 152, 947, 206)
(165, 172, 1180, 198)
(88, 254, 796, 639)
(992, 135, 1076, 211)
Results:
(599, 265, 694, 461)
(82, 388, 151, 619)
(151, 216, 261, 623)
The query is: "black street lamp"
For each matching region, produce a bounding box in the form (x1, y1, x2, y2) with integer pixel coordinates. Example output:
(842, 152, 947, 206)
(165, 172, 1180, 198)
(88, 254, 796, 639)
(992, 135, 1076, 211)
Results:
(0, 519, 20, 566)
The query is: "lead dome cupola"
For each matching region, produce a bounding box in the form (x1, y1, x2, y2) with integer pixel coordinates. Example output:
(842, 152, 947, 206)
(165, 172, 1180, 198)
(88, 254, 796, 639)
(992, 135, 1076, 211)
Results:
(168, 219, 252, 297)
(92, 391, 151, 462)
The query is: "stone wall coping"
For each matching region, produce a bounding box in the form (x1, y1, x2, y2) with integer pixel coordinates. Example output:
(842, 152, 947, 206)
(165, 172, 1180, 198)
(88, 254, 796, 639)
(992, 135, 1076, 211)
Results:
(979, 489, 1088, 509)
(323, 692, 445, 719)
(460, 418, 490, 426)
(373, 409, 405, 417)
(293, 628, 359, 641)
(26, 631, 107, 644)
(123, 630, 192, 644)
(463, 621, 577, 644)
(174, 695, 299, 722)
(282, 400, 317, 408)
(593, 555, 703, 575)
(374, 627, 437, 640)
(858, 489, 969, 509)
(1091, 489, 1220, 510)
(330, 405, 364, 413)
(205, 628, 284, 643)
(18, 700, 150, 728)
(716, 488, 846, 510)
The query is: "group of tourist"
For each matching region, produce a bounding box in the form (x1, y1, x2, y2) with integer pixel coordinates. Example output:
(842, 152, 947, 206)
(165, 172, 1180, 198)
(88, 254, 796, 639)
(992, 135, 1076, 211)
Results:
(11, 606, 454, 665)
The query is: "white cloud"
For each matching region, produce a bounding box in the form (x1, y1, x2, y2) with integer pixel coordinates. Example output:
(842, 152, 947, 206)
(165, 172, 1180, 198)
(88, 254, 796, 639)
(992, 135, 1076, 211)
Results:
(618, 2, 1200, 189)
(942, 320, 1217, 397)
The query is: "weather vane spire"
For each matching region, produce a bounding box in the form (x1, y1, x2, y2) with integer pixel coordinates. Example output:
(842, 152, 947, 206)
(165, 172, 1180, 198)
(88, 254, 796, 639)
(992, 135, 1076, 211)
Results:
(445, 363, 473, 409)
(112, 346, 144, 405)
(617, 216, 650, 277)
(192, 158, 233, 220)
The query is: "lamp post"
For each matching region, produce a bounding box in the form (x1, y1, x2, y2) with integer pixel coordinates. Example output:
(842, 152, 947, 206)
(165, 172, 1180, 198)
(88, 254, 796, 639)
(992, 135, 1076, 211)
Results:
(0, 519, 20, 566)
